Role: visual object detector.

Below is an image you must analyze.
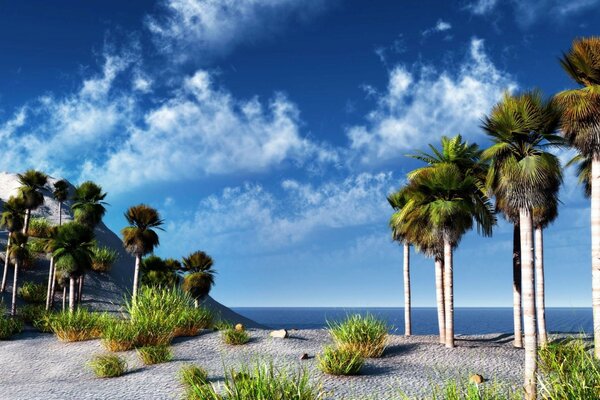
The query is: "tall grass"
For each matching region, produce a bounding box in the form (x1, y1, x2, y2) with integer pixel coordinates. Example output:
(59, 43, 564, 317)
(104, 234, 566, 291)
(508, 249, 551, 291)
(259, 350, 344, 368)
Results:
(173, 307, 214, 337)
(137, 344, 173, 365)
(409, 380, 521, 400)
(327, 314, 389, 358)
(101, 318, 138, 352)
(91, 246, 119, 272)
(49, 309, 108, 342)
(28, 217, 53, 238)
(0, 314, 23, 339)
(87, 354, 127, 378)
(317, 345, 364, 376)
(18, 281, 47, 303)
(538, 338, 600, 399)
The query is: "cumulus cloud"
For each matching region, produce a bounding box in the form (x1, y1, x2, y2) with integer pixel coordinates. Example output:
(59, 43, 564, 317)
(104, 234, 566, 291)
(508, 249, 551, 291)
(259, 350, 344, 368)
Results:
(347, 38, 517, 165)
(146, 0, 330, 63)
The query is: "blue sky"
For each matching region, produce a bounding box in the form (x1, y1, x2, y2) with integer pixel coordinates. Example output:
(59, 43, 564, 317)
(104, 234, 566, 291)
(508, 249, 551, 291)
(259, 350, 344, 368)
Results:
(0, 0, 598, 307)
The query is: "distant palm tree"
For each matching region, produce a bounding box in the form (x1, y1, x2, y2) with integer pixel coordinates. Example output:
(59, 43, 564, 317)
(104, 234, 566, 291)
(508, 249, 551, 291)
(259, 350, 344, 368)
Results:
(0, 196, 25, 293)
(46, 180, 69, 310)
(71, 181, 107, 228)
(17, 169, 47, 234)
(47, 222, 95, 313)
(388, 190, 413, 336)
(482, 90, 562, 400)
(554, 36, 600, 359)
(181, 251, 216, 307)
(9, 232, 28, 315)
(121, 204, 163, 300)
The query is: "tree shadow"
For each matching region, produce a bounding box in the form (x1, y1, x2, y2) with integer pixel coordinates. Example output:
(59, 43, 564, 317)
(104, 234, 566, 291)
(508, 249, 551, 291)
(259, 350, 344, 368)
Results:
(456, 333, 514, 346)
(383, 343, 419, 357)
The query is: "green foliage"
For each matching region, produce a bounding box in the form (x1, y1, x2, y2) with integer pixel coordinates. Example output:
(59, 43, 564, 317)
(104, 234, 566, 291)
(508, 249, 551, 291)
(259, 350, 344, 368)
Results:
(403, 380, 521, 400)
(179, 364, 209, 387)
(0, 314, 23, 339)
(140, 255, 178, 288)
(49, 309, 107, 342)
(17, 169, 47, 211)
(183, 272, 215, 302)
(19, 304, 53, 332)
(121, 204, 163, 257)
(184, 362, 325, 400)
(137, 344, 173, 365)
(538, 338, 600, 400)
(90, 246, 118, 272)
(0, 195, 26, 233)
(222, 327, 250, 345)
(173, 307, 214, 337)
(52, 179, 69, 203)
(71, 181, 107, 228)
(317, 345, 364, 376)
(48, 222, 95, 276)
(328, 314, 389, 358)
(28, 217, 53, 238)
(27, 238, 48, 255)
(101, 318, 138, 352)
(18, 281, 46, 303)
(87, 354, 127, 378)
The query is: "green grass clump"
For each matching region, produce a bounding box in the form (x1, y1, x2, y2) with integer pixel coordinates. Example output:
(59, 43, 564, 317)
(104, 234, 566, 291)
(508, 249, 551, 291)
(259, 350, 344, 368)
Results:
(173, 307, 214, 337)
(18, 281, 47, 303)
(91, 246, 119, 272)
(185, 362, 325, 400)
(406, 380, 521, 400)
(49, 309, 107, 342)
(137, 344, 173, 365)
(28, 217, 53, 238)
(222, 327, 250, 345)
(179, 364, 209, 388)
(538, 338, 600, 400)
(327, 314, 389, 358)
(316, 345, 364, 376)
(27, 238, 48, 254)
(101, 318, 138, 352)
(87, 354, 127, 378)
(0, 314, 23, 339)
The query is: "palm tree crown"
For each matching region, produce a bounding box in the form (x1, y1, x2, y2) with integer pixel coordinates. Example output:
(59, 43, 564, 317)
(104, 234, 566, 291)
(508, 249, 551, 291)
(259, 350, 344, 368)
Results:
(0, 196, 26, 233)
(71, 181, 107, 228)
(182, 250, 214, 273)
(17, 169, 47, 209)
(53, 180, 69, 203)
(121, 204, 164, 257)
(47, 222, 95, 277)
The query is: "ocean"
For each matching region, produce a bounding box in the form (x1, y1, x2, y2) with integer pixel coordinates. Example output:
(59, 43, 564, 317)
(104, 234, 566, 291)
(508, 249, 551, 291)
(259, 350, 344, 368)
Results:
(232, 307, 593, 334)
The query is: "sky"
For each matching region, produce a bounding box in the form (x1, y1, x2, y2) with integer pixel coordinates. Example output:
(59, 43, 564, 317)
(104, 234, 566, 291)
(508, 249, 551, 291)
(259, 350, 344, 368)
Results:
(0, 0, 598, 307)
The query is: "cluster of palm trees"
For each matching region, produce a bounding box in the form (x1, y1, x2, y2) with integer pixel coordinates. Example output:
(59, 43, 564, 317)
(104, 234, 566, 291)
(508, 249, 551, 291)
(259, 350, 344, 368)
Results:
(389, 37, 600, 399)
(0, 172, 217, 317)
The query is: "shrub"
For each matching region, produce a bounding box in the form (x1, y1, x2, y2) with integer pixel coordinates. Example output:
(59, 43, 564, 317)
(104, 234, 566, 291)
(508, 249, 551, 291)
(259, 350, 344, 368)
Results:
(179, 364, 209, 388)
(222, 328, 250, 345)
(87, 354, 127, 378)
(27, 238, 48, 255)
(49, 309, 107, 342)
(0, 314, 23, 340)
(185, 362, 325, 400)
(317, 345, 364, 376)
(19, 304, 54, 332)
(101, 318, 138, 352)
(28, 217, 53, 238)
(328, 314, 389, 358)
(18, 281, 47, 303)
(173, 307, 214, 337)
(538, 338, 600, 400)
(137, 345, 173, 365)
(91, 246, 119, 272)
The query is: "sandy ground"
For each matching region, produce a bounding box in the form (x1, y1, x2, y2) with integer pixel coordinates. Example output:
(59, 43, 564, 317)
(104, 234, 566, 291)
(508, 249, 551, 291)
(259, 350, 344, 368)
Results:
(0, 329, 525, 400)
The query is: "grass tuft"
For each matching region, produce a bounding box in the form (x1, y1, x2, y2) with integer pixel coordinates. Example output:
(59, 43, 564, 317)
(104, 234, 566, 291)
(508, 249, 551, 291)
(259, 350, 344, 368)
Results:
(137, 344, 173, 365)
(28, 217, 53, 238)
(317, 345, 364, 376)
(179, 364, 209, 388)
(222, 327, 250, 345)
(327, 314, 389, 358)
(101, 318, 138, 352)
(18, 281, 47, 303)
(87, 354, 127, 378)
(49, 309, 107, 342)
(173, 307, 214, 337)
(91, 246, 119, 272)
(0, 314, 23, 339)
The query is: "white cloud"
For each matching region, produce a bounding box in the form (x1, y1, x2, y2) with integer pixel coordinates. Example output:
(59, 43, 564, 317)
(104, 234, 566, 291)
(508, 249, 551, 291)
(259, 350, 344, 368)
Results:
(347, 38, 517, 165)
(466, 0, 498, 15)
(422, 19, 452, 36)
(146, 0, 330, 63)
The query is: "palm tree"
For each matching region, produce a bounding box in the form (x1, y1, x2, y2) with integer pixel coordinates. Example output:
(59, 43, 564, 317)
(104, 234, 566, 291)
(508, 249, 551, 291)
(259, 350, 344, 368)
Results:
(388, 190, 412, 336)
(121, 204, 164, 300)
(533, 202, 558, 347)
(71, 181, 107, 228)
(482, 90, 562, 400)
(399, 160, 495, 348)
(47, 222, 95, 312)
(181, 251, 216, 307)
(17, 169, 47, 234)
(0, 196, 25, 293)
(554, 37, 600, 359)
(46, 180, 68, 310)
(8, 232, 28, 315)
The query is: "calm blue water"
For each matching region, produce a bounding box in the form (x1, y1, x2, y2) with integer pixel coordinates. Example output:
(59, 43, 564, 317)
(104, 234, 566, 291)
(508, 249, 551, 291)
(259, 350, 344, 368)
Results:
(232, 307, 593, 334)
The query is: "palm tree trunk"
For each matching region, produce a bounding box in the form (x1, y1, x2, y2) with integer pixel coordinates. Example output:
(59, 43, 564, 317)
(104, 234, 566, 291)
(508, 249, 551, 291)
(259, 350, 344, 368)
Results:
(49, 259, 57, 308)
(592, 156, 600, 359)
(519, 208, 537, 400)
(132, 255, 141, 300)
(62, 286, 66, 311)
(58, 202, 62, 226)
(45, 257, 55, 310)
(1, 234, 11, 293)
(435, 257, 445, 345)
(443, 235, 454, 348)
(77, 274, 84, 305)
(22, 209, 31, 234)
(194, 299, 199, 308)
(513, 223, 523, 348)
(10, 260, 19, 316)
(403, 242, 411, 336)
(535, 226, 548, 346)
(69, 277, 76, 313)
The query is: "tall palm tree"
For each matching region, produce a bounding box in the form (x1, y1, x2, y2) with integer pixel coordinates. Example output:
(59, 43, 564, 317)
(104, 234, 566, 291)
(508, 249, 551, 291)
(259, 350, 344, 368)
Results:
(399, 161, 495, 348)
(532, 202, 558, 347)
(0, 196, 25, 293)
(482, 90, 562, 400)
(121, 204, 164, 300)
(46, 180, 68, 310)
(47, 222, 95, 313)
(388, 190, 412, 336)
(554, 37, 600, 358)
(9, 231, 28, 316)
(181, 251, 216, 307)
(17, 169, 47, 234)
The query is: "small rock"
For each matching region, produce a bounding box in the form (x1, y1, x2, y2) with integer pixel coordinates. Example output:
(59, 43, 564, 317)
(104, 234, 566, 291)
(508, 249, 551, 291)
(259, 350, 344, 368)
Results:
(269, 329, 289, 339)
(235, 323, 245, 332)
(469, 374, 484, 384)
(300, 353, 309, 360)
